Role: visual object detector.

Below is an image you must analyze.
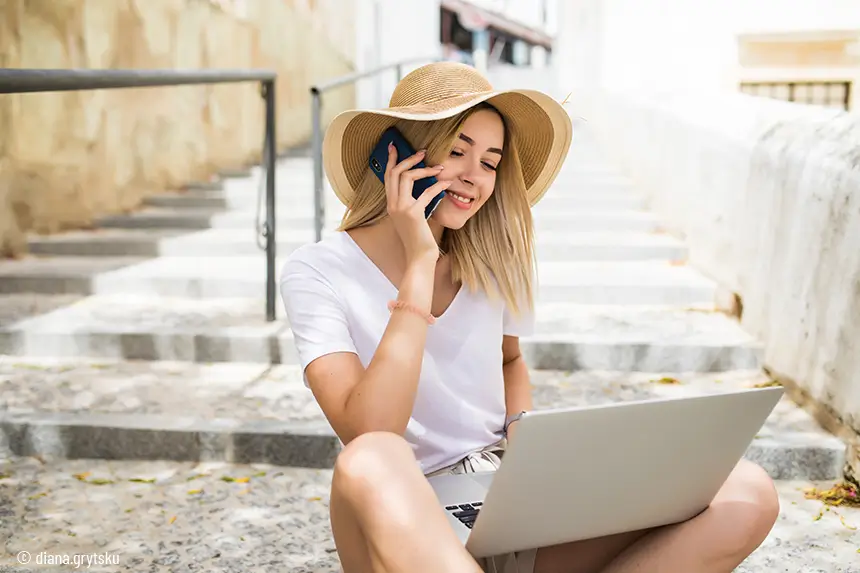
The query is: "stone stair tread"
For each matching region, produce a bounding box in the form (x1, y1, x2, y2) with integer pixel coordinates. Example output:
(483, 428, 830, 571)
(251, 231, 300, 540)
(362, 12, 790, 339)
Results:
(64, 256, 710, 286)
(0, 454, 853, 573)
(0, 358, 845, 481)
(0, 293, 86, 327)
(528, 304, 757, 344)
(1, 294, 287, 331)
(28, 226, 684, 249)
(0, 255, 147, 278)
(0, 294, 744, 344)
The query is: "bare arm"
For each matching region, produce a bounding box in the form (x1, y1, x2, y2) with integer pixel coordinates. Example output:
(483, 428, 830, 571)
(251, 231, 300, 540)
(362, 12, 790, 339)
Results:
(305, 255, 437, 445)
(502, 335, 533, 441)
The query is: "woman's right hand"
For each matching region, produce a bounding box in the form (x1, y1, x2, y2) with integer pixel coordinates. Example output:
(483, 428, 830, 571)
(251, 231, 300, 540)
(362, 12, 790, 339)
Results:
(384, 142, 452, 265)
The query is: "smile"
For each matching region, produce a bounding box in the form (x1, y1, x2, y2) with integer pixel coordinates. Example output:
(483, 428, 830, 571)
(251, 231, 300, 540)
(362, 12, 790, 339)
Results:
(447, 191, 474, 209)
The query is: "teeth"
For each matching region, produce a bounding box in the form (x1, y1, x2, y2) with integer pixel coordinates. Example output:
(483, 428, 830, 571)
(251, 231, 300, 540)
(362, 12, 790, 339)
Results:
(450, 192, 472, 204)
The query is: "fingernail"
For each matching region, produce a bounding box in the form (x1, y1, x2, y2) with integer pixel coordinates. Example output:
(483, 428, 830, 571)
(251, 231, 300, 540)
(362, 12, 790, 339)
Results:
(388, 142, 394, 150)
(434, 165, 444, 170)
(418, 148, 426, 154)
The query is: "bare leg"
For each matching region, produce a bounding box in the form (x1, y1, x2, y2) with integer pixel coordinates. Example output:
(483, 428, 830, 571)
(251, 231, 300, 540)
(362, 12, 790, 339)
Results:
(329, 431, 484, 573)
(532, 459, 780, 573)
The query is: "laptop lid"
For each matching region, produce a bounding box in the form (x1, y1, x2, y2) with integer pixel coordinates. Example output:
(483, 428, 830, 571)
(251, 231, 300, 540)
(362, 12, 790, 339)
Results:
(466, 386, 784, 558)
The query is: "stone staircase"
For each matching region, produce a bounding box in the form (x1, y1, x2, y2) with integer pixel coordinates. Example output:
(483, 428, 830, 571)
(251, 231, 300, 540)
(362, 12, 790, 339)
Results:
(0, 123, 856, 572)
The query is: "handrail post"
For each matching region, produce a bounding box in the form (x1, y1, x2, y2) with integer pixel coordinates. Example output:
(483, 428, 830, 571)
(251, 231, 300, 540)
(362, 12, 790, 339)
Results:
(263, 79, 277, 322)
(311, 88, 325, 242)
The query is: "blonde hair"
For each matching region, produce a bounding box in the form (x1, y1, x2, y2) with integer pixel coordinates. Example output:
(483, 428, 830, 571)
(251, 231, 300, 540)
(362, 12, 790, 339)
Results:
(338, 103, 536, 316)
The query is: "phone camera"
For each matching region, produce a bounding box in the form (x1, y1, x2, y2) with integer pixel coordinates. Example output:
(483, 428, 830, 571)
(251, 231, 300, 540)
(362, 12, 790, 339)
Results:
(371, 158, 381, 172)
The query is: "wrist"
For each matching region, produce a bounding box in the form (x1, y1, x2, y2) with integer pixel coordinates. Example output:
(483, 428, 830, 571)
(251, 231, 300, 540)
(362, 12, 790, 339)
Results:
(406, 249, 439, 270)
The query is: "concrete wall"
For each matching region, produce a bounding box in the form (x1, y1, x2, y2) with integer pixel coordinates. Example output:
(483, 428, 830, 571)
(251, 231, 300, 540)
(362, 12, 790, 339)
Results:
(555, 0, 860, 455)
(352, 0, 442, 110)
(585, 90, 859, 439)
(0, 0, 357, 257)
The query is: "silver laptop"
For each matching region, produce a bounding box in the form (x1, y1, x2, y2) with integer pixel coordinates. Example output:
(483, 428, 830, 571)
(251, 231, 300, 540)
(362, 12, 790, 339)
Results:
(428, 386, 784, 558)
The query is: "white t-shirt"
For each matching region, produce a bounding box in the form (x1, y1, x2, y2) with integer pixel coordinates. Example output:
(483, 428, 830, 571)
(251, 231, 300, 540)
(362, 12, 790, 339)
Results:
(279, 230, 534, 475)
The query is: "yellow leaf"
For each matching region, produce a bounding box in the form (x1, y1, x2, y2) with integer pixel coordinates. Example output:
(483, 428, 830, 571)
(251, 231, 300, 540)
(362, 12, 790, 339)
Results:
(253, 471, 267, 477)
(309, 496, 322, 502)
(72, 472, 91, 481)
(839, 515, 857, 530)
(28, 492, 47, 500)
(653, 377, 681, 385)
(187, 474, 208, 481)
(124, 508, 134, 513)
(187, 489, 203, 495)
(220, 476, 235, 482)
(234, 477, 250, 484)
(169, 516, 177, 525)
(87, 478, 114, 485)
(128, 478, 156, 484)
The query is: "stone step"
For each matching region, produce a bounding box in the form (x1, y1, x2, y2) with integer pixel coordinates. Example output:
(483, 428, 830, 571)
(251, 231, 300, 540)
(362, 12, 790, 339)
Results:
(150, 189, 648, 213)
(27, 228, 687, 262)
(0, 256, 147, 295)
(95, 206, 662, 232)
(0, 457, 854, 573)
(0, 357, 845, 484)
(0, 295, 759, 371)
(0, 257, 716, 305)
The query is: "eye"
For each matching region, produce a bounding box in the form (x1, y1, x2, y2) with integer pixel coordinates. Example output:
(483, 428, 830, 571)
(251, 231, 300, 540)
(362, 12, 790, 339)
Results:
(450, 150, 464, 157)
(482, 161, 497, 171)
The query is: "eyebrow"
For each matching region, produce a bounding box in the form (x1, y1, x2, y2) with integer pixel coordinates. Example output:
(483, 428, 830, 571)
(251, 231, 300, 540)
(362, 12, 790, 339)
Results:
(458, 133, 502, 155)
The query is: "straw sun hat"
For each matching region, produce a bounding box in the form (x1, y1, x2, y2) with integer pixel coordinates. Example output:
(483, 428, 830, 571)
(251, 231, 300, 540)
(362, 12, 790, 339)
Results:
(322, 61, 573, 208)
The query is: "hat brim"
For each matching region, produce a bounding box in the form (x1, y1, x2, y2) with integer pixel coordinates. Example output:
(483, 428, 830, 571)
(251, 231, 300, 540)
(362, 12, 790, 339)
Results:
(322, 89, 573, 208)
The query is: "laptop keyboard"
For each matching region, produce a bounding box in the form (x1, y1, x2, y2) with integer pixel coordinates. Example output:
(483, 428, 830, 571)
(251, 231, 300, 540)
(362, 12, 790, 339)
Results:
(445, 502, 483, 529)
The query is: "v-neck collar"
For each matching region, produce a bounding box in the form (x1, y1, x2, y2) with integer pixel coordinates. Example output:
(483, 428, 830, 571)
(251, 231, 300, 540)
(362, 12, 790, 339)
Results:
(340, 230, 465, 322)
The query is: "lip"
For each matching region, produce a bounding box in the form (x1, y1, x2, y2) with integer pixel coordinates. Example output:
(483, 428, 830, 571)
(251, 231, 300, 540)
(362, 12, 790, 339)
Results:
(445, 190, 474, 210)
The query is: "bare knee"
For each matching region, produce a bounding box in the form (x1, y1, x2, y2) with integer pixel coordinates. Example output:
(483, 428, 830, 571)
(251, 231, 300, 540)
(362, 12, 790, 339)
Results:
(333, 431, 417, 496)
(712, 459, 780, 556)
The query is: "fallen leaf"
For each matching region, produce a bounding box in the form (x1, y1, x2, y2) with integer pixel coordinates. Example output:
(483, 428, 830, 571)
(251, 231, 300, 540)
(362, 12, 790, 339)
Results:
(220, 476, 236, 483)
(186, 474, 208, 481)
(129, 478, 156, 484)
(87, 478, 114, 485)
(309, 496, 322, 502)
(169, 516, 177, 525)
(124, 508, 134, 513)
(234, 477, 250, 484)
(752, 380, 782, 388)
(187, 489, 203, 495)
(72, 472, 91, 481)
(0, 473, 10, 480)
(652, 377, 682, 385)
(28, 492, 47, 500)
(253, 471, 267, 477)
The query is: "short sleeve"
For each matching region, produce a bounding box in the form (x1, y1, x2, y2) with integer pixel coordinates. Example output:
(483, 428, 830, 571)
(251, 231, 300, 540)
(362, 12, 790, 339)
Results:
(279, 257, 357, 379)
(503, 301, 535, 337)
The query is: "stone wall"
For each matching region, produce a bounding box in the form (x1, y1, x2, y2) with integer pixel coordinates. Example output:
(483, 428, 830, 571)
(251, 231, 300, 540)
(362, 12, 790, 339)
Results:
(581, 88, 860, 466)
(0, 0, 357, 256)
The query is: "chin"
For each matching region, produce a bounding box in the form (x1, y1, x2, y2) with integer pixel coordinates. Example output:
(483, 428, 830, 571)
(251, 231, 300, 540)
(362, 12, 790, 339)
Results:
(431, 201, 473, 230)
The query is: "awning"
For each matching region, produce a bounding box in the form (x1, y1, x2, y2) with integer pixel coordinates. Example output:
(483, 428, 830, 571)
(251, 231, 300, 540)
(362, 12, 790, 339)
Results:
(441, 0, 553, 49)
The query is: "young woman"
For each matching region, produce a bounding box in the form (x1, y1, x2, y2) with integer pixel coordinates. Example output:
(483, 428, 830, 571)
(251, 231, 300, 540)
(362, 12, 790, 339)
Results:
(280, 62, 779, 573)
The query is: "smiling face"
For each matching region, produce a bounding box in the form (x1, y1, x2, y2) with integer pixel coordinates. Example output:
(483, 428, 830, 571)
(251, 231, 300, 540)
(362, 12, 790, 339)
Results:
(430, 108, 505, 230)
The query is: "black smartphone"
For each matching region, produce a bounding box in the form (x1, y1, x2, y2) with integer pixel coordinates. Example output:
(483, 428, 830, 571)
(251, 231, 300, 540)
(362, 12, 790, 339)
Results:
(369, 126, 446, 219)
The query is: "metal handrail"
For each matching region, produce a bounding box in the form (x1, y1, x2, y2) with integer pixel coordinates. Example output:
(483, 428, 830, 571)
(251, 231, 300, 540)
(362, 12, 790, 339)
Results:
(309, 57, 441, 241)
(0, 68, 280, 322)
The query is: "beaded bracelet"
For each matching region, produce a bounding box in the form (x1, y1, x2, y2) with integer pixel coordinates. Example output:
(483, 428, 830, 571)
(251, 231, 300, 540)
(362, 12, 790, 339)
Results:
(388, 300, 436, 325)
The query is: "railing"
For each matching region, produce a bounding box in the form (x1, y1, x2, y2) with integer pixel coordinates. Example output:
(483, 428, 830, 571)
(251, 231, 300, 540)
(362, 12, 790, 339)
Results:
(0, 68, 280, 322)
(309, 57, 441, 241)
